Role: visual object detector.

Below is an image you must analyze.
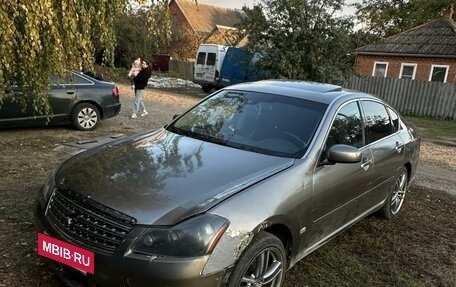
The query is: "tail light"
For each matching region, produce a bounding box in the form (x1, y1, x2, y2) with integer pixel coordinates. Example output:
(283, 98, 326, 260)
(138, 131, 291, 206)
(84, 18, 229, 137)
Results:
(112, 85, 119, 97)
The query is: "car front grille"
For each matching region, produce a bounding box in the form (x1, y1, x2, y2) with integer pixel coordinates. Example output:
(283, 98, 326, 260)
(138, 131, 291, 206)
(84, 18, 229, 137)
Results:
(45, 187, 137, 254)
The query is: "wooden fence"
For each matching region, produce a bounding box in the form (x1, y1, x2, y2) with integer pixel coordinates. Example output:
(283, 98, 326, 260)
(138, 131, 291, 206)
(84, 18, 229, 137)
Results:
(348, 75, 456, 120)
(164, 64, 456, 119)
(169, 60, 194, 81)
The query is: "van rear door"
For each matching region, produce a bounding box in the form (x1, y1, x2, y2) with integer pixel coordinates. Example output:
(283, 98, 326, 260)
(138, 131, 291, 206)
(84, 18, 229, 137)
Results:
(194, 51, 207, 83)
(194, 46, 218, 84)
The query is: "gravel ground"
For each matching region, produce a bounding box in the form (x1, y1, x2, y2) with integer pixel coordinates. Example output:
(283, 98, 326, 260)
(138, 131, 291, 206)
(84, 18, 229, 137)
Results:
(415, 142, 456, 197)
(419, 142, 456, 171)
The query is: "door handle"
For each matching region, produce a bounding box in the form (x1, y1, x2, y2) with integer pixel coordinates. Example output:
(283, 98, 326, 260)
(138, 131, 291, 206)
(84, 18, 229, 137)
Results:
(361, 158, 372, 171)
(66, 90, 75, 95)
(395, 141, 404, 153)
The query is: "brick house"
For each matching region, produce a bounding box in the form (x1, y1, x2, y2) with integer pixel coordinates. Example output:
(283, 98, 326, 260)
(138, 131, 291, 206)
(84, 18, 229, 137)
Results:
(169, 0, 244, 42)
(354, 5, 456, 84)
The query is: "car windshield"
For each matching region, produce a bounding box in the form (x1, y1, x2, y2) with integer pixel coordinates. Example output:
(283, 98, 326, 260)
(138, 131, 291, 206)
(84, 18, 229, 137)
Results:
(167, 90, 328, 158)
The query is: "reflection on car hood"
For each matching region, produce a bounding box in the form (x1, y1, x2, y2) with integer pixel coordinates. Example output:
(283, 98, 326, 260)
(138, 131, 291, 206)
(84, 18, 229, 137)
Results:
(56, 128, 295, 225)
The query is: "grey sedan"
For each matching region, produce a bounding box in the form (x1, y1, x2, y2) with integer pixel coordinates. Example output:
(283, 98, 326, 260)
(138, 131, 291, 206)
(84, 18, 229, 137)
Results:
(34, 80, 420, 286)
(0, 71, 121, 131)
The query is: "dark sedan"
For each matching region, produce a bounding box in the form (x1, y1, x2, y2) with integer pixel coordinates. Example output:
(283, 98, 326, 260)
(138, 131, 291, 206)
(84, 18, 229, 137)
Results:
(0, 71, 120, 131)
(34, 80, 420, 286)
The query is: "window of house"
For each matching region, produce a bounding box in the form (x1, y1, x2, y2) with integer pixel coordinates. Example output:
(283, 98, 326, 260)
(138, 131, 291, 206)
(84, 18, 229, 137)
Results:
(362, 101, 394, 144)
(171, 14, 178, 29)
(400, 63, 417, 80)
(429, 65, 449, 83)
(372, 62, 388, 77)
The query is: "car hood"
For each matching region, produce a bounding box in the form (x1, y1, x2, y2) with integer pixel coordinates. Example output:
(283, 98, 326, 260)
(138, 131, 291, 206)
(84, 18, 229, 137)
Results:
(55, 128, 294, 225)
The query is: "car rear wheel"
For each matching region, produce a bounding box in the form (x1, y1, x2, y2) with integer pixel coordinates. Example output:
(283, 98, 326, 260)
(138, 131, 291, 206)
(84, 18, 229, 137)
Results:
(379, 166, 408, 219)
(72, 103, 100, 131)
(228, 232, 286, 287)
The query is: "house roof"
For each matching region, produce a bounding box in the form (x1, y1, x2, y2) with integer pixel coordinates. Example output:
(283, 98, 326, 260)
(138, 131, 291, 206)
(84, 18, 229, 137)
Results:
(205, 25, 247, 46)
(174, 0, 243, 35)
(356, 17, 456, 57)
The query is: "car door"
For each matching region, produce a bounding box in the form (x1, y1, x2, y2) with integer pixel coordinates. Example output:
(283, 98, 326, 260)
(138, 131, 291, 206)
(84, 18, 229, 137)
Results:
(194, 51, 207, 83)
(30, 73, 76, 125)
(360, 100, 405, 206)
(307, 101, 374, 247)
(0, 88, 28, 127)
(202, 51, 217, 83)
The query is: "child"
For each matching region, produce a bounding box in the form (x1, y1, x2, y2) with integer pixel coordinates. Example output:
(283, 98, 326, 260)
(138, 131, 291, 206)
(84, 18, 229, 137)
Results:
(128, 58, 141, 89)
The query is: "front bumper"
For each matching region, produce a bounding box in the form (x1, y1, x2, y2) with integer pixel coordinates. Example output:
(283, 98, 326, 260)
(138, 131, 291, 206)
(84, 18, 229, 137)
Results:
(34, 199, 227, 287)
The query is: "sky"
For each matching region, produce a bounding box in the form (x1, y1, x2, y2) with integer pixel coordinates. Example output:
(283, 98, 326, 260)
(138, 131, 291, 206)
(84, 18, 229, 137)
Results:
(200, 0, 359, 16)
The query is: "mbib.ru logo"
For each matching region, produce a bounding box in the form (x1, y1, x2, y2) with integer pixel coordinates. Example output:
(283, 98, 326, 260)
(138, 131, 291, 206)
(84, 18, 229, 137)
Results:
(37, 233, 95, 274)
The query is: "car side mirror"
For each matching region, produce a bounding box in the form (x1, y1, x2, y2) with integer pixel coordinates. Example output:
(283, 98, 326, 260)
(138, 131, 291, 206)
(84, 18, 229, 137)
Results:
(326, 144, 362, 164)
(172, 113, 181, 120)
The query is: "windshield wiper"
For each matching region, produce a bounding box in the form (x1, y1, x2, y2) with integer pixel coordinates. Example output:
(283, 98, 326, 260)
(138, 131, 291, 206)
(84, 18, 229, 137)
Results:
(168, 125, 228, 146)
(167, 125, 190, 136)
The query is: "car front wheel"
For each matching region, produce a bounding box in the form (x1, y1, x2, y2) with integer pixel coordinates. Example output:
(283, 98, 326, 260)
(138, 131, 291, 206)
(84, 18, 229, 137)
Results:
(379, 166, 408, 219)
(228, 232, 286, 287)
(72, 103, 100, 131)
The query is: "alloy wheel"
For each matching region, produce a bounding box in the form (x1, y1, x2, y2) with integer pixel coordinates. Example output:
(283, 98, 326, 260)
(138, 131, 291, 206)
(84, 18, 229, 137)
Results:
(77, 107, 98, 129)
(240, 247, 284, 287)
(391, 171, 407, 215)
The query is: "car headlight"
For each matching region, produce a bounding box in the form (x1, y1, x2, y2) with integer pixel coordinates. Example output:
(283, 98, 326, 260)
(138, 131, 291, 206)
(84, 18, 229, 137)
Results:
(132, 214, 229, 257)
(40, 168, 57, 202)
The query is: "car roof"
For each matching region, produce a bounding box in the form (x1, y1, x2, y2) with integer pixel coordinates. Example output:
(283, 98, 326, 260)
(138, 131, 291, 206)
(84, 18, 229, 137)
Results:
(225, 80, 378, 105)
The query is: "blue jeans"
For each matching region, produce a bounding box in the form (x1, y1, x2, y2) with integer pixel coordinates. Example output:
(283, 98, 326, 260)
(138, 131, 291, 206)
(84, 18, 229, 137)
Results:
(133, 89, 146, 114)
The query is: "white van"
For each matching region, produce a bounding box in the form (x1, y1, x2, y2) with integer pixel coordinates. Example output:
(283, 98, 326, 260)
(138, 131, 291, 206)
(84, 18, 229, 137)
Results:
(193, 44, 227, 92)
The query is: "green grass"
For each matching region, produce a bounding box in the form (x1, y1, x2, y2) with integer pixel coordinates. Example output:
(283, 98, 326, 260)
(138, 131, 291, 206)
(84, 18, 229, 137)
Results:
(404, 116, 456, 142)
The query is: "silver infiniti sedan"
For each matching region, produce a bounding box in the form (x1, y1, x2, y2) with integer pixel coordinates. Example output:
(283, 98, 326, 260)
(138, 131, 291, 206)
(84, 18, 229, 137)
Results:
(34, 80, 420, 287)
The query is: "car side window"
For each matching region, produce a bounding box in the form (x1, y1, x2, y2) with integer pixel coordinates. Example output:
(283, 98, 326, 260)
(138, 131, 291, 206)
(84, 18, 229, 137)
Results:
(387, 107, 400, 132)
(51, 75, 71, 86)
(73, 74, 92, 85)
(362, 100, 394, 144)
(326, 101, 364, 149)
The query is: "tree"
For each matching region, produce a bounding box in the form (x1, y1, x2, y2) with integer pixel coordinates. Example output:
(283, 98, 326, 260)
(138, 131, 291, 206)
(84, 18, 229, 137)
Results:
(167, 27, 201, 60)
(238, 0, 356, 85)
(114, 9, 157, 68)
(354, 0, 456, 37)
(0, 0, 125, 114)
(0, 0, 196, 114)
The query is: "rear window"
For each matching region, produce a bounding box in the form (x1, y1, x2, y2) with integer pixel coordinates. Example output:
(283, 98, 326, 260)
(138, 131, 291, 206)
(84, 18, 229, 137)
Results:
(197, 52, 206, 65)
(207, 53, 216, 66)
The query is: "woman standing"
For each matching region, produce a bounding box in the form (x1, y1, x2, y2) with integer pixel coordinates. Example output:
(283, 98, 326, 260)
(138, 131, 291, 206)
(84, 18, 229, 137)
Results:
(131, 60, 152, 118)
